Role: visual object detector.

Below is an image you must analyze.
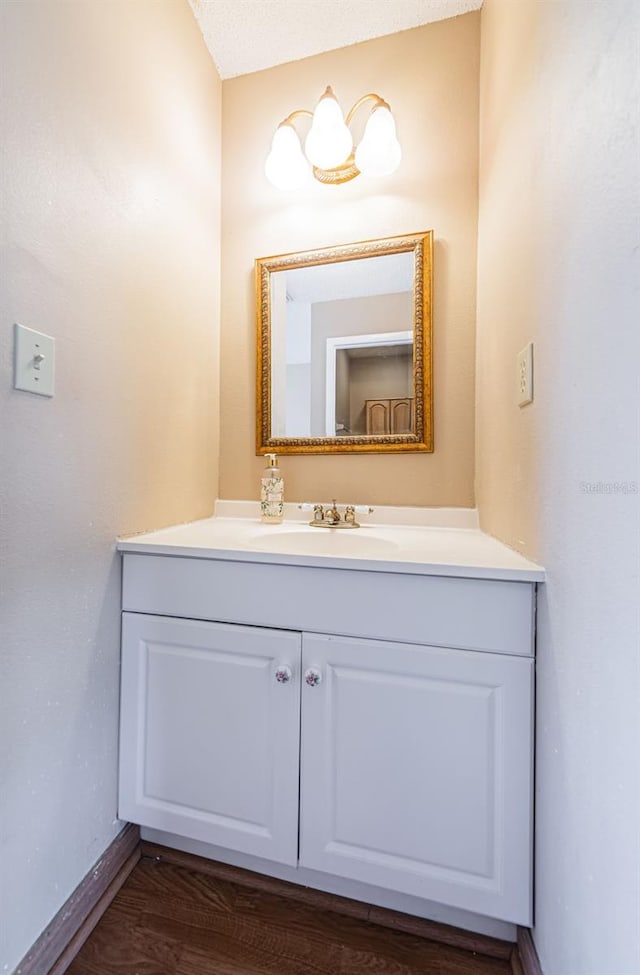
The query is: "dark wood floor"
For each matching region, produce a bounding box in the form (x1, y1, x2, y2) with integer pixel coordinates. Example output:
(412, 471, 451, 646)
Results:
(67, 857, 513, 975)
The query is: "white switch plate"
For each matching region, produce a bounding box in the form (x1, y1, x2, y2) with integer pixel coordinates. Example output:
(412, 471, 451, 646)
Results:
(14, 323, 55, 397)
(517, 342, 533, 407)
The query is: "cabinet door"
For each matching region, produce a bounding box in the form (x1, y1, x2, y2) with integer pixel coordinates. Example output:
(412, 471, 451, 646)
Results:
(365, 399, 389, 435)
(119, 613, 301, 865)
(389, 397, 413, 434)
(299, 634, 533, 924)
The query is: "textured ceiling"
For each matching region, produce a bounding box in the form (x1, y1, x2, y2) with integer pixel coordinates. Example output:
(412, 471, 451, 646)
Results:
(188, 0, 483, 79)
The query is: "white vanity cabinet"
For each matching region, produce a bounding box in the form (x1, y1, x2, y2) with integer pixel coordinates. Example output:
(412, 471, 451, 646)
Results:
(118, 547, 537, 927)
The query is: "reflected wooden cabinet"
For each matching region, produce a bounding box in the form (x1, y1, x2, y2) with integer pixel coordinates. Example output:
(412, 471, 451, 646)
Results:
(365, 398, 413, 435)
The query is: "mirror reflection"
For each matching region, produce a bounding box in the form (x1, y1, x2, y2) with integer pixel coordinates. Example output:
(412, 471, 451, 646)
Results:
(272, 253, 414, 438)
(256, 232, 433, 454)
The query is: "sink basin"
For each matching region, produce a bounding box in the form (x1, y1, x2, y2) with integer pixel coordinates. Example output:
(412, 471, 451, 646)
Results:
(247, 529, 399, 558)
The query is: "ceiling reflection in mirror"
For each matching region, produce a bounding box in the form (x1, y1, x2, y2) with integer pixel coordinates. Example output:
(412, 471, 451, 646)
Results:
(256, 232, 433, 454)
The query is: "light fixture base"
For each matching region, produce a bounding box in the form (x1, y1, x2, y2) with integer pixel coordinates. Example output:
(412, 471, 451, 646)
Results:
(313, 153, 360, 185)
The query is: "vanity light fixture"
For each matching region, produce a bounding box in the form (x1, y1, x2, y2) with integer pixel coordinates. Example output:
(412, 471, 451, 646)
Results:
(265, 86, 402, 190)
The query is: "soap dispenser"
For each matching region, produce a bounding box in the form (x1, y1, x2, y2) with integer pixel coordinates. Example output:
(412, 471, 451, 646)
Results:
(260, 453, 284, 524)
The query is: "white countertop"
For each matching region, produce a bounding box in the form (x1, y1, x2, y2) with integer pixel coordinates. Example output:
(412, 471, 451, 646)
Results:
(117, 503, 544, 583)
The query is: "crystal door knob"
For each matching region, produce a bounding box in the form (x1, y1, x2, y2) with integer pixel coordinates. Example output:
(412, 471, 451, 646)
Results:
(274, 665, 292, 684)
(304, 668, 322, 687)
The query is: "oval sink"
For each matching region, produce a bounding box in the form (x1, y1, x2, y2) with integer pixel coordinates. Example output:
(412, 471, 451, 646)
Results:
(247, 530, 399, 558)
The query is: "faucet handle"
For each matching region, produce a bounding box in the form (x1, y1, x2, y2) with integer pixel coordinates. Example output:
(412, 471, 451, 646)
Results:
(344, 504, 373, 525)
(298, 502, 325, 523)
(344, 504, 373, 521)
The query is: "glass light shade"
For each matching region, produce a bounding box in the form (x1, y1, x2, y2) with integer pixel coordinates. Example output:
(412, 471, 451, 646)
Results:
(355, 105, 402, 177)
(265, 123, 310, 190)
(304, 89, 353, 170)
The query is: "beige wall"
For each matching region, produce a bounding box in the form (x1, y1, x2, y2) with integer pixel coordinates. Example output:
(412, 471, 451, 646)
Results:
(476, 0, 540, 553)
(0, 2, 221, 970)
(477, 2, 640, 973)
(220, 16, 480, 507)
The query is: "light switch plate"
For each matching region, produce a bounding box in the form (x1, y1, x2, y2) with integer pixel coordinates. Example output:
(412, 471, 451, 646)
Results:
(517, 342, 533, 407)
(14, 323, 55, 396)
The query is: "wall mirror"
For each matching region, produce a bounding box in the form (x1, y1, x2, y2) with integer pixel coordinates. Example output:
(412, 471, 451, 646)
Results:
(256, 231, 433, 454)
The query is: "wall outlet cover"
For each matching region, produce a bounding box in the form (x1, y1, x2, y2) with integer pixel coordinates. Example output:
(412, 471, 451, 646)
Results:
(517, 342, 533, 407)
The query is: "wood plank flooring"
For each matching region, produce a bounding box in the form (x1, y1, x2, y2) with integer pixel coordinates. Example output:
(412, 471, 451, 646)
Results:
(66, 857, 513, 975)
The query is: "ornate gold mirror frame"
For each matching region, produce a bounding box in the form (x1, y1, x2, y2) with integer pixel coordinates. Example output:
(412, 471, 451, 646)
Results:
(256, 230, 433, 455)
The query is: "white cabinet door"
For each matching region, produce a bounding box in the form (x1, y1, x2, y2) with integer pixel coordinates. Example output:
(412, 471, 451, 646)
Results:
(119, 613, 301, 865)
(299, 634, 533, 924)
